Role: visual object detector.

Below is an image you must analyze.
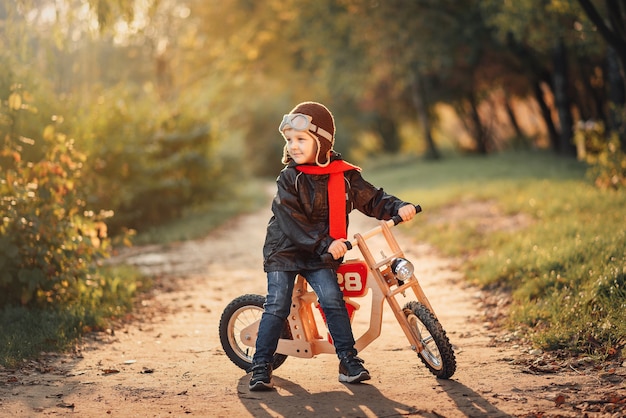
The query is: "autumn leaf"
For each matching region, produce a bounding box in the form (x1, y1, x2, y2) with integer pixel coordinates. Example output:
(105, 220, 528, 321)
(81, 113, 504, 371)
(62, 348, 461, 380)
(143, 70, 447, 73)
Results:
(8, 93, 22, 110)
(554, 394, 566, 407)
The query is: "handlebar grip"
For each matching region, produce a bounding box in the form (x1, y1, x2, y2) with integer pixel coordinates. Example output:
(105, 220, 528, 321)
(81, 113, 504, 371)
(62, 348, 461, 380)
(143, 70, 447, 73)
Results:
(321, 240, 353, 263)
(392, 204, 423, 225)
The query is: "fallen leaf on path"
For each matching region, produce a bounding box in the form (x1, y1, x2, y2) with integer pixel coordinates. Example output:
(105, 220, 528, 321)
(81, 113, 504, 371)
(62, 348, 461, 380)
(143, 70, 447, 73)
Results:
(554, 394, 566, 406)
(66, 370, 87, 377)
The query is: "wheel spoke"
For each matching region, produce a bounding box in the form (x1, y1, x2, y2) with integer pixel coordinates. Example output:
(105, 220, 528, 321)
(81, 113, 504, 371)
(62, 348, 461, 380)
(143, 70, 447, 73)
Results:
(219, 294, 290, 371)
(403, 301, 456, 379)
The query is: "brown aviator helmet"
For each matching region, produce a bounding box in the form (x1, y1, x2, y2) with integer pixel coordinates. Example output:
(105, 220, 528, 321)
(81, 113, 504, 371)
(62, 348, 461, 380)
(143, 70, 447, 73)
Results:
(279, 101, 335, 167)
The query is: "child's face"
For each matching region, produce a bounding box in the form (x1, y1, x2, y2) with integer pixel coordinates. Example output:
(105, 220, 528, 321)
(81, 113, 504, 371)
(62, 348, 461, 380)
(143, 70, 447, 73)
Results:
(283, 129, 318, 165)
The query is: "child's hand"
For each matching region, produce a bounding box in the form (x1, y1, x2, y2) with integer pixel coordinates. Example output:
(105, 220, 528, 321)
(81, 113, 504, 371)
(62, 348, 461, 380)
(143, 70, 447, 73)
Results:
(328, 239, 349, 260)
(398, 204, 417, 222)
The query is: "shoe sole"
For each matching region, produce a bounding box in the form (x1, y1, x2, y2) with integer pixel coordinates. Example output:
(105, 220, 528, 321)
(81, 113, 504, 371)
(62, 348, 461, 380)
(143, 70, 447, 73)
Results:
(338, 371, 371, 383)
(249, 380, 274, 391)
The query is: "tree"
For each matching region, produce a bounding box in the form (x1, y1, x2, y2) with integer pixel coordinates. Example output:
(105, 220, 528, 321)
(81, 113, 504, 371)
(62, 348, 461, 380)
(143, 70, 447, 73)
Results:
(481, 0, 611, 156)
(576, 0, 626, 147)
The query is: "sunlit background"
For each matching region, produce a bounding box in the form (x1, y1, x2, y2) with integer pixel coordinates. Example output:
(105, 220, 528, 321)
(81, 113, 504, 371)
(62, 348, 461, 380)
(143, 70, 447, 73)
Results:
(1, 1, 625, 365)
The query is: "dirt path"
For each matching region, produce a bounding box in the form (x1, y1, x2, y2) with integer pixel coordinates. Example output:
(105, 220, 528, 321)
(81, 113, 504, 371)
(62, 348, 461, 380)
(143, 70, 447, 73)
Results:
(1, 200, 624, 417)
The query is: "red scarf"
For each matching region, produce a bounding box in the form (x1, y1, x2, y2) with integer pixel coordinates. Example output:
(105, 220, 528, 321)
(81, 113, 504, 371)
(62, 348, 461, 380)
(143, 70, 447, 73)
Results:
(296, 160, 361, 239)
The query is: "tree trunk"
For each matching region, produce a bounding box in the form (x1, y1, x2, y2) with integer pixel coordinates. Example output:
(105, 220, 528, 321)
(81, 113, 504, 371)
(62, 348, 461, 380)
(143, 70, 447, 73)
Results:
(504, 94, 522, 137)
(374, 114, 401, 153)
(533, 81, 560, 151)
(576, 0, 626, 149)
(410, 67, 440, 159)
(468, 93, 488, 154)
(552, 39, 577, 156)
(505, 31, 560, 151)
(575, 56, 607, 124)
(577, 0, 626, 73)
(607, 47, 626, 148)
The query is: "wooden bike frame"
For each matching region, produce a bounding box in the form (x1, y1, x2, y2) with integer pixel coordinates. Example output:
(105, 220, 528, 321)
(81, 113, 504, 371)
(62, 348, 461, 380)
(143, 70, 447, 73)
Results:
(240, 219, 436, 358)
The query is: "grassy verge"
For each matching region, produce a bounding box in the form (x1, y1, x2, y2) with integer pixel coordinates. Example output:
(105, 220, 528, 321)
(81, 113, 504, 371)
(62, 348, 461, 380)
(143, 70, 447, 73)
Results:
(365, 151, 625, 358)
(0, 265, 144, 368)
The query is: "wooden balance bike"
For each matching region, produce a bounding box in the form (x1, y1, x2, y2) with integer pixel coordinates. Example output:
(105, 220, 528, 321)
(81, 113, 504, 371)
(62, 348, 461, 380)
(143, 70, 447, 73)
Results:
(218, 206, 456, 379)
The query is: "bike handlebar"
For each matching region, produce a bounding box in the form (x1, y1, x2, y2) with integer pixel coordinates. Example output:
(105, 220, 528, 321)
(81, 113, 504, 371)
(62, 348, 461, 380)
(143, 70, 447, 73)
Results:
(321, 204, 422, 263)
(390, 204, 422, 226)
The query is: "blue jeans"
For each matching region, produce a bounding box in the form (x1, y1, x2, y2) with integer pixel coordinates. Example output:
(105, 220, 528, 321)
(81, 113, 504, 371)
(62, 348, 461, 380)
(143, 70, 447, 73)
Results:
(253, 269, 357, 364)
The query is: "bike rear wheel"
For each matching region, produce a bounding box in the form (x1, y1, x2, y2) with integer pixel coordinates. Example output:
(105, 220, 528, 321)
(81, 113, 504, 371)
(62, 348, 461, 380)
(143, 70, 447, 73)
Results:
(218, 294, 290, 371)
(404, 301, 456, 379)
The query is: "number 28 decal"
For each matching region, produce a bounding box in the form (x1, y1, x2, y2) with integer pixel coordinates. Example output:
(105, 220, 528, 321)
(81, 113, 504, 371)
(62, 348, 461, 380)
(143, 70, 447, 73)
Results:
(336, 261, 368, 297)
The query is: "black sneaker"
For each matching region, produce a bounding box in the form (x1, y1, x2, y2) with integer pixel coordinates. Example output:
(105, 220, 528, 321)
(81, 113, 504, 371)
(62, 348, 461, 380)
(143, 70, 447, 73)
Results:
(248, 362, 274, 391)
(338, 355, 371, 383)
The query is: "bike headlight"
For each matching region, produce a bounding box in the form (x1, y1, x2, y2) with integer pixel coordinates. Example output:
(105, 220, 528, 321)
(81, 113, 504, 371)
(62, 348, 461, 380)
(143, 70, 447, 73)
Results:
(391, 257, 414, 281)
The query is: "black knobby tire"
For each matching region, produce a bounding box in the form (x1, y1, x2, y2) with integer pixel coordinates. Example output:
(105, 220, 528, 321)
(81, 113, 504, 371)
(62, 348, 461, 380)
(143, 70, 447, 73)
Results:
(404, 301, 456, 379)
(218, 294, 290, 371)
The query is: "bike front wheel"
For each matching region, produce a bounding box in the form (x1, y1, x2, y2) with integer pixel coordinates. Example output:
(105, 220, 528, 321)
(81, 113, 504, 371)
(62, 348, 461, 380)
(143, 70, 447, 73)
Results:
(404, 301, 456, 379)
(218, 294, 290, 371)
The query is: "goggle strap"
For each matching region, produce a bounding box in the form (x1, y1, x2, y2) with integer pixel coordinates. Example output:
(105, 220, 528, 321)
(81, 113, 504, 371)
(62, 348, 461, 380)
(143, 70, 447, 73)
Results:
(309, 123, 333, 141)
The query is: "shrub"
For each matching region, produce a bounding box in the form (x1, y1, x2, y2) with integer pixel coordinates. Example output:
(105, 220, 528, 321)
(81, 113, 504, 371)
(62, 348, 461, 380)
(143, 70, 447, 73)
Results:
(575, 121, 626, 190)
(1, 87, 111, 308)
(74, 85, 238, 234)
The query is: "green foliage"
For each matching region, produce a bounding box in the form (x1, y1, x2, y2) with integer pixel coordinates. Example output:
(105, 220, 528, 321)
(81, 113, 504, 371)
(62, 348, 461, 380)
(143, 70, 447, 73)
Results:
(2, 2, 242, 235)
(0, 33, 150, 366)
(366, 152, 625, 358)
(575, 122, 626, 190)
(133, 178, 270, 245)
(75, 85, 238, 234)
(0, 84, 148, 366)
(1, 89, 112, 307)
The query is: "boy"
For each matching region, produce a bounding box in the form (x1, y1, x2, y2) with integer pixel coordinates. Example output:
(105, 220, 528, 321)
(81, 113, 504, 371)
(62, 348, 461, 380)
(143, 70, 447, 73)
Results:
(249, 101, 416, 391)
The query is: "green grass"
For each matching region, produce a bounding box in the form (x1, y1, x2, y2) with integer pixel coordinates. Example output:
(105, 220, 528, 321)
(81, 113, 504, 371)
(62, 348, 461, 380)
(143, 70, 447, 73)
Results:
(0, 264, 145, 368)
(365, 151, 625, 357)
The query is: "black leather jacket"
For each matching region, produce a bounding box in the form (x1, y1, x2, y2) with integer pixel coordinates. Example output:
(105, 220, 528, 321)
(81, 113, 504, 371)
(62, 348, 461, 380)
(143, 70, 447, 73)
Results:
(263, 154, 411, 272)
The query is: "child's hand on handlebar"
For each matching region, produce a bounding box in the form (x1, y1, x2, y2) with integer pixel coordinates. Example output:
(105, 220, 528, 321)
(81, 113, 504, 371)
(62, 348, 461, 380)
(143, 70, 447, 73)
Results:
(398, 204, 417, 222)
(327, 239, 349, 260)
